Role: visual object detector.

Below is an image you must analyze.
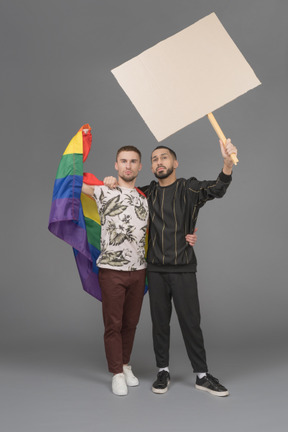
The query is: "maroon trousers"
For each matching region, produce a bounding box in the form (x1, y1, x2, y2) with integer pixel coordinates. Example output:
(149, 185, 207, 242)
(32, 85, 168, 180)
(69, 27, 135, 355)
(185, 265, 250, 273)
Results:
(98, 268, 146, 374)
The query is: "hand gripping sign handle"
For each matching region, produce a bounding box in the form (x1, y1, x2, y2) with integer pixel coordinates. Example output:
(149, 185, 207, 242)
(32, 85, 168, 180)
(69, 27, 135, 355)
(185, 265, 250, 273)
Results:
(207, 113, 239, 165)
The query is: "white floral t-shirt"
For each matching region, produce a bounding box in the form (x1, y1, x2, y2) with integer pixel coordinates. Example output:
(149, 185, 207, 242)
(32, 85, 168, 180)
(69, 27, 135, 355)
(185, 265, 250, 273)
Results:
(93, 186, 149, 271)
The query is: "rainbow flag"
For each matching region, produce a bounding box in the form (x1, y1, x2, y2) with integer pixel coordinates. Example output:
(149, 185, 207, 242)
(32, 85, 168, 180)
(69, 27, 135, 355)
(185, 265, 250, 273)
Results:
(48, 124, 104, 300)
(48, 125, 148, 301)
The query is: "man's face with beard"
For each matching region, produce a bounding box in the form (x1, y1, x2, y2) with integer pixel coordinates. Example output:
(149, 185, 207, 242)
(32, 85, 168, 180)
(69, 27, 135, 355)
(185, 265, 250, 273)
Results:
(151, 148, 178, 179)
(115, 151, 142, 183)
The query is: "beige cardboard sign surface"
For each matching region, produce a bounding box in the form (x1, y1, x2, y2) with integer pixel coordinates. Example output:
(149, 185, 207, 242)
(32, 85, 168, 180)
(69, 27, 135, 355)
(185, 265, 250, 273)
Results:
(111, 13, 261, 141)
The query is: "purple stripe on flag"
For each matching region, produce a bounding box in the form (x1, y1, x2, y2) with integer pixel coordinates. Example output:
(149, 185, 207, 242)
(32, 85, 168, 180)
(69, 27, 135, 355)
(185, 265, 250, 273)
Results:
(48, 200, 91, 261)
(49, 197, 81, 223)
(75, 252, 102, 301)
(49, 197, 86, 229)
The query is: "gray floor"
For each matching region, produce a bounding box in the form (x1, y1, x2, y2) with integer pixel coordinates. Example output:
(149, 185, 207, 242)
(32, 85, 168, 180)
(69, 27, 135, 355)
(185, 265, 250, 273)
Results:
(1, 331, 287, 432)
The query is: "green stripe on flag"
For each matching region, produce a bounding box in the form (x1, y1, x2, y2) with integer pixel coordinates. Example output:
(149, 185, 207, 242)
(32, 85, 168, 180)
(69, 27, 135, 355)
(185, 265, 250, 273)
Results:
(84, 216, 101, 250)
(56, 154, 83, 179)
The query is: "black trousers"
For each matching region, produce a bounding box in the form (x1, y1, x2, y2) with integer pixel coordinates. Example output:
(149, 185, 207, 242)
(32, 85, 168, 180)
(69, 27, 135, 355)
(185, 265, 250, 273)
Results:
(147, 272, 208, 373)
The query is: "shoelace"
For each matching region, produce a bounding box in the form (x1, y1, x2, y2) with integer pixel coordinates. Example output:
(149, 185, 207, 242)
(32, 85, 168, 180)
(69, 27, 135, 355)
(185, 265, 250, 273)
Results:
(206, 374, 225, 390)
(207, 373, 219, 384)
(158, 371, 169, 383)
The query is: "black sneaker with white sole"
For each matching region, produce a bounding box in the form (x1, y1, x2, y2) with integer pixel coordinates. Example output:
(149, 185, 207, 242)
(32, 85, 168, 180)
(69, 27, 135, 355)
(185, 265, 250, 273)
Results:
(152, 371, 170, 394)
(195, 373, 229, 397)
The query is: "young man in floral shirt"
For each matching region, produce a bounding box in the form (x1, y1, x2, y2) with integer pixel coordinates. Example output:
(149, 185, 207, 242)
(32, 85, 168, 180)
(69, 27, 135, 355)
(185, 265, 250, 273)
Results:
(83, 146, 198, 396)
(82, 146, 148, 396)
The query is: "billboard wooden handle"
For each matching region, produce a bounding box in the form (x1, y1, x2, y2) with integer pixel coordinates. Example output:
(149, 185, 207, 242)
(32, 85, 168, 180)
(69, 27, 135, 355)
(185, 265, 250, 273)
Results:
(207, 112, 239, 165)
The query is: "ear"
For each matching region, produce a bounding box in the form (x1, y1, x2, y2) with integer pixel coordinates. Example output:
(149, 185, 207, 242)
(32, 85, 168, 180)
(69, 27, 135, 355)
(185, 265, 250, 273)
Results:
(138, 162, 142, 172)
(173, 160, 179, 169)
(115, 161, 118, 172)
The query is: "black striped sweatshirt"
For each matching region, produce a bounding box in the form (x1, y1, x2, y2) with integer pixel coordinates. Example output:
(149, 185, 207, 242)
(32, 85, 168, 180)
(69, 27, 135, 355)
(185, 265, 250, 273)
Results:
(139, 171, 232, 272)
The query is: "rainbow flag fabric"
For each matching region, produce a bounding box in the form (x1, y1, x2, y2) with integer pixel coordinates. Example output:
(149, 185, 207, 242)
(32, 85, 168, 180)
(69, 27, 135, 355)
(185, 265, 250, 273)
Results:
(48, 124, 148, 301)
(48, 124, 104, 300)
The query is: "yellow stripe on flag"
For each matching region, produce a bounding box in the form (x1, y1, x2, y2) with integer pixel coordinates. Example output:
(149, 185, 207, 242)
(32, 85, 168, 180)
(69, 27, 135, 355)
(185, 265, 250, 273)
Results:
(63, 130, 83, 156)
(81, 193, 101, 225)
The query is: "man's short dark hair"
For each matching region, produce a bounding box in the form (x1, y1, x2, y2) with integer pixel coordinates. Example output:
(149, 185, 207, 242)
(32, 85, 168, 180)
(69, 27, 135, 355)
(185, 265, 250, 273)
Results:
(116, 146, 142, 161)
(152, 146, 177, 161)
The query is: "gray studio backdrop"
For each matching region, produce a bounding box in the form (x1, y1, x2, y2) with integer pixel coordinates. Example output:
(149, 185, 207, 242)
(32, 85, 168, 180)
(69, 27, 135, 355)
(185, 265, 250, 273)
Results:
(1, 0, 287, 431)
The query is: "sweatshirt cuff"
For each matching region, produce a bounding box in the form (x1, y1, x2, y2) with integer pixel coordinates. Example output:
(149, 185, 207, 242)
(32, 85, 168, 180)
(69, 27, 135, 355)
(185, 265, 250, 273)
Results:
(219, 171, 232, 183)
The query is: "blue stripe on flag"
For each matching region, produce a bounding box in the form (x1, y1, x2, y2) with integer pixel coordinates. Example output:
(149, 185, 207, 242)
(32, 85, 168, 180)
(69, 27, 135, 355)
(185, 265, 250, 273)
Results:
(52, 175, 83, 200)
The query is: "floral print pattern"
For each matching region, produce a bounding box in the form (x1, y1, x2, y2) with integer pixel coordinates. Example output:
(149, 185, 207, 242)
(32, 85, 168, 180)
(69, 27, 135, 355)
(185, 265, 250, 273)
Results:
(93, 186, 148, 270)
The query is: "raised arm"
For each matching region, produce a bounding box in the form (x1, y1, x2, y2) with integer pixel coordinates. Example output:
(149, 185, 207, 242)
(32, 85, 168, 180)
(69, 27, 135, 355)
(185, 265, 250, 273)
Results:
(220, 139, 237, 175)
(186, 138, 237, 203)
(82, 173, 104, 197)
(81, 183, 95, 197)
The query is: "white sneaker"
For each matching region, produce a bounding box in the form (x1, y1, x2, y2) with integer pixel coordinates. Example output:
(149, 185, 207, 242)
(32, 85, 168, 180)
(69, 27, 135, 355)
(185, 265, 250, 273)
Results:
(112, 373, 128, 396)
(123, 365, 139, 386)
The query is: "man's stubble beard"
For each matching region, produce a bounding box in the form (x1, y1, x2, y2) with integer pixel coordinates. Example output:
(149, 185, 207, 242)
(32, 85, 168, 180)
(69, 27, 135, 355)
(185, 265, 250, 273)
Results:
(154, 166, 174, 180)
(119, 174, 138, 183)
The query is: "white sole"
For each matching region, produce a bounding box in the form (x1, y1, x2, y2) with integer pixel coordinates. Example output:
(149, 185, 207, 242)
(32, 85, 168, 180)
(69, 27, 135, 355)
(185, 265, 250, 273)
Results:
(152, 380, 170, 394)
(195, 384, 229, 397)
(126, 381, 139, 387)
(112, 388, 128, 396)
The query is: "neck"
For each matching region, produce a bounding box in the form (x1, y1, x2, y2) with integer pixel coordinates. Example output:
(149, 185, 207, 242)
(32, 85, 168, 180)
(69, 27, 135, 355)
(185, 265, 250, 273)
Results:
(158, 173, 177, 187)
(118, 177, 136, 189)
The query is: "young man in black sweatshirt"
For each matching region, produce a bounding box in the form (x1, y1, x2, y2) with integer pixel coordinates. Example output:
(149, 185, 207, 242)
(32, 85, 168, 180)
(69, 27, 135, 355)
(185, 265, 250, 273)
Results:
(105, 138, 237, 397)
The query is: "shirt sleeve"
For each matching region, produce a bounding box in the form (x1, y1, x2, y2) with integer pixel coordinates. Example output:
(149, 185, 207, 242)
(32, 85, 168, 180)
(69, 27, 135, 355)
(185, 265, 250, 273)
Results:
(186, 171, 232, 208)
(138, 181, 157, 197)
(137, 185, 150, 195)
(93, 185, 104, 211)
